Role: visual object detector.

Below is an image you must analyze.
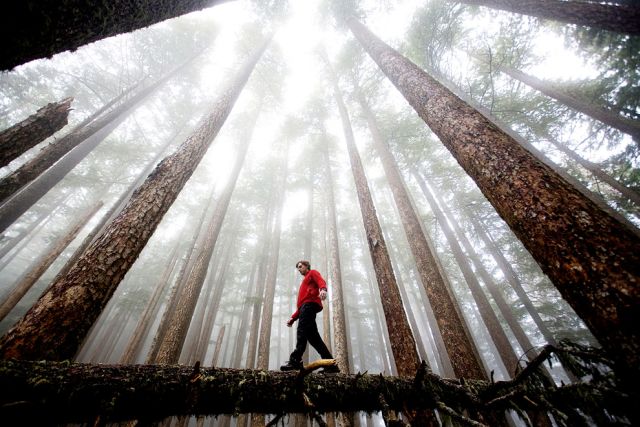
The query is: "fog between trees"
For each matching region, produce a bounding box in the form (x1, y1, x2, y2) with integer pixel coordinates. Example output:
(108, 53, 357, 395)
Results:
(0, 0, 638, 425)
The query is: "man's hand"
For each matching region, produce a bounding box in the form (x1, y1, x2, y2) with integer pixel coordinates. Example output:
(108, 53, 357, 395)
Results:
(320, 289, 327, 300)
(286, 318, 295, 327)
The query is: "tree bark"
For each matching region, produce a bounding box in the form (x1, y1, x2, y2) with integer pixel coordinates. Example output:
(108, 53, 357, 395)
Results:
(154, 105, 260, 365)
(465, 209, 558, 346)
(0, 200, 103, 322)
(349, 18, 640, 380)
(0, 97, 73, 168)
(321, 133, 350, 376)
(0, 38, 270, 361)
(356, 90, 487, 381)
(1, 349, 612, 425)
(256, 147, 289, 370)
(1, 0, 232, 70)
(415, 172, 520, 374)
(324, 55, 421, 380)
(453, 0, 640, 35)
(0, 53, 202, 233)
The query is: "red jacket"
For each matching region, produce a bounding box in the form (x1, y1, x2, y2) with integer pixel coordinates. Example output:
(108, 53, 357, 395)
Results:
(291, 269, 327, 320)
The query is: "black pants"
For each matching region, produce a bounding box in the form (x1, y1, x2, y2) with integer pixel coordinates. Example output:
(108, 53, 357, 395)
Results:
(290, 303, 333, 362)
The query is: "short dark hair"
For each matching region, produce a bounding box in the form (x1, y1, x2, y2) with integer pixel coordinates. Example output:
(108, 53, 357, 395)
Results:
(296, 260, 310, 269)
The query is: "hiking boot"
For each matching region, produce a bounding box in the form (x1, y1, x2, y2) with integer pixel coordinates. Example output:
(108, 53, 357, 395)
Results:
(280, 359, 303, 371)
(319, 364, 340, 374)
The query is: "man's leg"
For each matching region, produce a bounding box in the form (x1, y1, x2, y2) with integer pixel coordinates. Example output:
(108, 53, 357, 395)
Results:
(281, 304, 313, 370)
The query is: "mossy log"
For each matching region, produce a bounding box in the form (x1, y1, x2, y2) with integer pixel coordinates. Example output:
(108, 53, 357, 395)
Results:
(0, 350, 634, 426)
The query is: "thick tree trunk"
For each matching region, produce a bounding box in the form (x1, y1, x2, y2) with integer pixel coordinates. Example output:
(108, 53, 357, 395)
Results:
(1, 0, 232, 70)
(0, 55, 199, 232)
(349, 18, 640, 380)
(356, 90, 487, 381)
(453, 0, 640, 35)
(4, 348, 612, 425)
(0, 200, 103, 322)
(492, 63, 640, 143)
(0, 98, 73, 167)
(0, 38, 270, 361)
(154, 106, 259, 365)
(54, 128, 181, 285)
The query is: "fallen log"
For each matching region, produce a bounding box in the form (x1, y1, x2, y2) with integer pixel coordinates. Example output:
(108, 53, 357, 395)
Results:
(0, 345, 634, 426)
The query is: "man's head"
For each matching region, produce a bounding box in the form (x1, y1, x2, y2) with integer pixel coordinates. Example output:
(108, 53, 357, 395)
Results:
(296, 260, 310, 276)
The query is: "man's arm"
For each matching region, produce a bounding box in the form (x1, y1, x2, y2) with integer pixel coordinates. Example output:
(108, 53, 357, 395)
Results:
(312, 270, 328, 300)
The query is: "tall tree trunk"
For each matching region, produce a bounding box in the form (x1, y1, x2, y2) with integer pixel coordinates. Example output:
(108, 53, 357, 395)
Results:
(1, 0, 232, 70)
(490, 62, 640, 142)
(464, 209, 557, 345)
(0, 53, 202, 233)
(145, 186, 217, 364)
(256, 147, 289, 371)
(245, 193, 277, 369)
(120, 236, 184, 364)
(154, 104, 260, 365)
(0, 97, 73, 167)
(349, 18, 640, 380)
(430, 67, 639, 234)
(321, 135, 351, 374)
(541, 131, 640, 208)
(325, 56, 419, 379)
(53, 128, 181, 284)
(0, 200, 102, 321)
(0, 38, 270, 361)
(0, 194, 71, 271)
(453, 0, 640, 35)
(414, 171, 519, 373)
(355, 89, 487, 381)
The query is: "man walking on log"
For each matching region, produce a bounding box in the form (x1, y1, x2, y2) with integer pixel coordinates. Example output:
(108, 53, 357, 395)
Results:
(280, 260, 339, 373)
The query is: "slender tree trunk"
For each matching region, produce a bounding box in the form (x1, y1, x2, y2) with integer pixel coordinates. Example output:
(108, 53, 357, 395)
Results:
(256, 147, 289, 370)
(154, 104, 260, 365)
(145, 186, 217, 364)
(232, 260, 260, 368)
(492, 62, 640, 142)
(211, 324, 226, 366)
(453, 0, 640, 35)
(0, 38, 270, 361)
(120, 237, 184, 364)
(415, 171, 519, 373)
(1, 0, 232, 70)
(0, 200, 103, 322)
(245, 198, 276, 369)
(191, 224, 239, 365)
(349, 18, 640, 380)
(356, 90, 487, 381)
(321, 132, 352, 427)
(0, 193, 71, 271)
(465, 209, 557, 345)
(0, 98, 73, 167)
(541, 132, 640, 207)
(325, 57, 419, 379)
